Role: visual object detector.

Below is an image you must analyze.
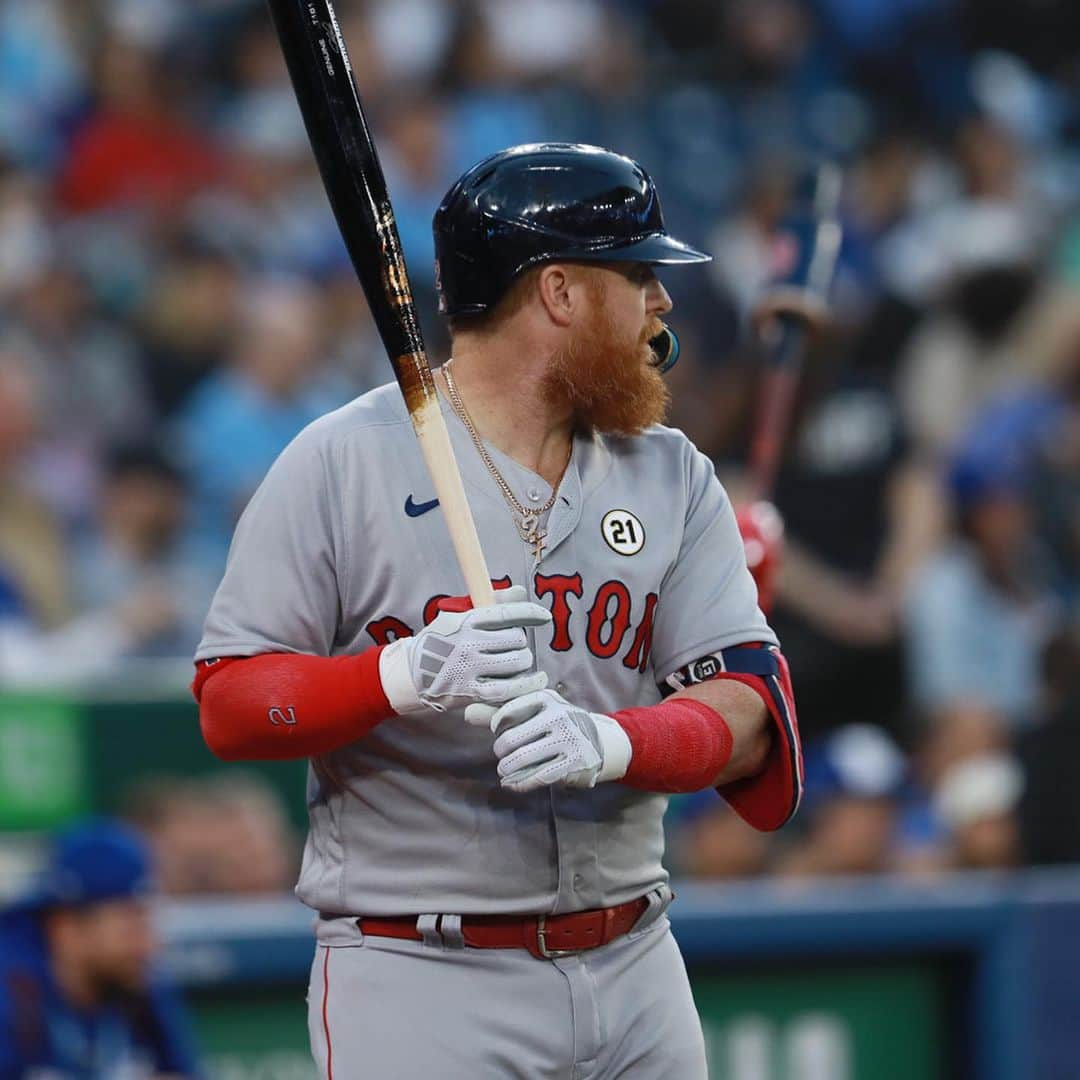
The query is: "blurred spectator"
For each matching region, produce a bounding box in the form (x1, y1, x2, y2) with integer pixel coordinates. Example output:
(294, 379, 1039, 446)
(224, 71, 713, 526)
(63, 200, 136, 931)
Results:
(761, 312, 944, 742)
(669, 793, 771, 880)
(0, 818, 201, 1076)
(0, 349, 68, 628)
(58, 29, 222, 215)
(439, 7, 549, 176)
(775, 724, 907, 877)
(888, 119, 1055, 457)
(905, 423, 1060, 732)
(319, 266, 396, 395)
(707, 159, 795, 323)
(379, 91, 453, 302)
(0, 2, 87, 168)
(136, 240, 241, 417)
(933, 752, 1024, 870)
(123, 778, 223, 896)
(199, 773, 298, 894)
(125, 772, 298, 896)
(1019, 632, 1080, 865)
(172, 276, 349, 558)
(6, 253, 151, 525)
(70, 443, 218, 658)
(892, 703, 1011, 876)
(0, 353, 178, 685)
(1028, 338, 1080, 610)
(197, 53, 340, 277)
(469, 0, 618, 90)
(0, 168, 55, 300)
(365, 0, 453, 88)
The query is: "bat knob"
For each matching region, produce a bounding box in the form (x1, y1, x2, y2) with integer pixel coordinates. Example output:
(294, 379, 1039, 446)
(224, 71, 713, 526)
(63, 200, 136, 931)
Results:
(649, 324, 680, 374)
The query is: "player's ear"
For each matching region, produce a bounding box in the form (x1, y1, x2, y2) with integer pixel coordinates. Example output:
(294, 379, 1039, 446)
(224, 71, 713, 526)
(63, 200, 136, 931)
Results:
(536, 264, 576, 328)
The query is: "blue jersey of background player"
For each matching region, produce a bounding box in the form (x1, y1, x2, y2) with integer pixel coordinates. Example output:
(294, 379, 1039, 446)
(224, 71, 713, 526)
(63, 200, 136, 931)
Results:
(0, 819, 201, 1080)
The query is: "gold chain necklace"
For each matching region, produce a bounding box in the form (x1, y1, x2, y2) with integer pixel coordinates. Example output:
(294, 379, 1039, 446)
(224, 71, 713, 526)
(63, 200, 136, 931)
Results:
(442, 361, 569, 561)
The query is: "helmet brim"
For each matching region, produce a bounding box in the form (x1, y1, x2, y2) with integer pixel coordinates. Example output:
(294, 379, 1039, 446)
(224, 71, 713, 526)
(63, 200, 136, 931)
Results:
(570, 232, 712, 266)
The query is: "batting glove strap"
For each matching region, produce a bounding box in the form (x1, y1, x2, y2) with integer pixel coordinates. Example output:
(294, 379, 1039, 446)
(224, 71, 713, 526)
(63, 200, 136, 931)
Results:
(593, 712, 635, 783)
(379, 638, 427, 715)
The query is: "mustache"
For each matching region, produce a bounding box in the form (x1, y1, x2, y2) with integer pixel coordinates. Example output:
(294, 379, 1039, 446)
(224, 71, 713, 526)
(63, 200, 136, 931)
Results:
(640, 316, 665, 345)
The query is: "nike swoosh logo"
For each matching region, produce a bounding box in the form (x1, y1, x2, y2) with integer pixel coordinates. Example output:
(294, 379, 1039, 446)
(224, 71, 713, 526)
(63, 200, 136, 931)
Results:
(404, 494, 440, 518)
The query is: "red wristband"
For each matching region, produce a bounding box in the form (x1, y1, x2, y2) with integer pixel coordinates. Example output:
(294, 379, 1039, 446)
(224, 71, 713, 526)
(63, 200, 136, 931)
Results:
(193, 647, 392, 761)
(611, 697, 734, 793)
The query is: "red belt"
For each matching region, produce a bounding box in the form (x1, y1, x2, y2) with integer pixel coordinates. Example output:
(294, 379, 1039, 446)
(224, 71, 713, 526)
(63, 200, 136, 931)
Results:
(358, 897, 649, 961)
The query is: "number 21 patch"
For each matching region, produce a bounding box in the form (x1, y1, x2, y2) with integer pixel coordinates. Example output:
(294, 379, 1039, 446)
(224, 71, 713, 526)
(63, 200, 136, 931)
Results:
(602, 509, 645, 556)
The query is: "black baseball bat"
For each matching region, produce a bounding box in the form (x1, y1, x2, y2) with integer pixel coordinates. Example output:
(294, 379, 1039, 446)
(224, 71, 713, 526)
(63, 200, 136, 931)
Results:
(265, 0, 494, 605)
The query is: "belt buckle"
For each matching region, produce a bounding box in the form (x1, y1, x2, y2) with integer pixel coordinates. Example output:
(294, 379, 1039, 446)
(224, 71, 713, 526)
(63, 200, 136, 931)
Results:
(536, 914, 583, 959)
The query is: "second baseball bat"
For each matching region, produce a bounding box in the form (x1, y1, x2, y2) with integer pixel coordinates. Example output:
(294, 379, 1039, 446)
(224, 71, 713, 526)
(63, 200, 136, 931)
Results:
(749, 164, 843, 500)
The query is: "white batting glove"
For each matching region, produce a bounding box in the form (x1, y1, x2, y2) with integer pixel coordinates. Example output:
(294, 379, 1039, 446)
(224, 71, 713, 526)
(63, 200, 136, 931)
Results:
(379, 586, 551, 715)
(466, 689, 633, 792)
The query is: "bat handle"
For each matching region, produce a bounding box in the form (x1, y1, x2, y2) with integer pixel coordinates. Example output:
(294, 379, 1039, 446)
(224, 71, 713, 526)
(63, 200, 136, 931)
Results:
(410, 394, 497, 608)
(749, 315, 806, 502)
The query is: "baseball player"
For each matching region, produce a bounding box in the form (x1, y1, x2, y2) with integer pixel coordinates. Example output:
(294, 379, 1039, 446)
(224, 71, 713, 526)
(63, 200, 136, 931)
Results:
(193, 143, 802, 1079)
(0, 820, 201, 1078)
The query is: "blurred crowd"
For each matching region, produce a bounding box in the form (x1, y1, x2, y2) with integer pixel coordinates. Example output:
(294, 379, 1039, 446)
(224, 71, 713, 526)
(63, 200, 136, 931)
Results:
(0, 0, 1077, 891)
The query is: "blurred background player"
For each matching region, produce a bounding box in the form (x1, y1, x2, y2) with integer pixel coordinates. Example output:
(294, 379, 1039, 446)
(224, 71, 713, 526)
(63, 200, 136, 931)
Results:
(0, 818, 201, 1078)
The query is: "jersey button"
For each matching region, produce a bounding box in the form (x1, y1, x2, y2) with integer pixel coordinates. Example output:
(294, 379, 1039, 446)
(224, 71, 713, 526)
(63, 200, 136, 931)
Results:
(572, 873, 585, 890)
(527, 487, 543, 502)
(556, 682, 566, 693)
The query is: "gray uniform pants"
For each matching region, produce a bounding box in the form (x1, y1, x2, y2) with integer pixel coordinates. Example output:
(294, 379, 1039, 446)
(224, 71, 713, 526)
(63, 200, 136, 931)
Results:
(306, 907, 707, 1079)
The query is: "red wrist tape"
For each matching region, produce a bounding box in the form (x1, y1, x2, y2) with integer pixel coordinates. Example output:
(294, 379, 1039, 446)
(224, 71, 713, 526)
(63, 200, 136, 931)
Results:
(192, 647, 391, 761)
(611, 698, 734, 793)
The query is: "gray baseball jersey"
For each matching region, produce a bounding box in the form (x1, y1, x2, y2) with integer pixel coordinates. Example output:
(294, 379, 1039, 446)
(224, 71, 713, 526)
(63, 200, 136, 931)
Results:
(197, 381, 776, 922)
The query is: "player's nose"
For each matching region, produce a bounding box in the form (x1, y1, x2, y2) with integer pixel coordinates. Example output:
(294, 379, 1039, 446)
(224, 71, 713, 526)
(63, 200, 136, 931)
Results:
(646, 277, 673, 317)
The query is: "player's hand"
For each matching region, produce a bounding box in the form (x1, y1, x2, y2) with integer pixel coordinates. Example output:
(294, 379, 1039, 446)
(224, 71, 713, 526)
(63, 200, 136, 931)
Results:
(379, 585, 552, 715)
(467, 689, 632, 793)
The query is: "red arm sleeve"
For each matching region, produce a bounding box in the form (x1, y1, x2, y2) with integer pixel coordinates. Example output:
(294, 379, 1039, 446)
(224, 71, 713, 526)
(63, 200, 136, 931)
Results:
(192, 648, 392, 762)
(610, 698, 734, 794)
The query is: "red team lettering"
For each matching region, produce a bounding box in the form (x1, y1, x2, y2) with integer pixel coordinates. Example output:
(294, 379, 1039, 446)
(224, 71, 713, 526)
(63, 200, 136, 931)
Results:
(621, 591, 658, 673)
(585, 580, 633, 659)
(368, 573, 658, 673)
(534, 573, 584, 650)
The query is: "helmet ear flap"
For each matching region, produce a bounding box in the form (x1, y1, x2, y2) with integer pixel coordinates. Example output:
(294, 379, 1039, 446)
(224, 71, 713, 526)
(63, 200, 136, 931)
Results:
(649, 325, 679, 373)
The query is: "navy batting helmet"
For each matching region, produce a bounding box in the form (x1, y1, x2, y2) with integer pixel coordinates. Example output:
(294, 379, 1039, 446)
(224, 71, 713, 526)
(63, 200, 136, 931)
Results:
(433, 143, 711, 320)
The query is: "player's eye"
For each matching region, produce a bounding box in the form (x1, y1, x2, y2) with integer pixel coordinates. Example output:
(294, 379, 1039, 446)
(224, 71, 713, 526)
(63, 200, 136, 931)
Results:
(602, 261, 653, 287)
(624, 264, 655, 287)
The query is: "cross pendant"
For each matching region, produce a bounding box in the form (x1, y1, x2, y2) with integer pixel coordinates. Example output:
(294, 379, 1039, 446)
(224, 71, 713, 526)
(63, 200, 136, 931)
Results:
(521, 516, 546, 561)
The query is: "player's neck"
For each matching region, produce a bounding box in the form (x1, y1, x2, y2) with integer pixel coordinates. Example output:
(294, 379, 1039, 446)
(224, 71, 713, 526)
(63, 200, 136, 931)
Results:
(442, 342, 573, 486)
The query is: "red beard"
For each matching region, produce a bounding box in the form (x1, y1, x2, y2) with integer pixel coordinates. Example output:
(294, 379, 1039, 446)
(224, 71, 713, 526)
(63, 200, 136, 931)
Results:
(542, 277, 670, 437)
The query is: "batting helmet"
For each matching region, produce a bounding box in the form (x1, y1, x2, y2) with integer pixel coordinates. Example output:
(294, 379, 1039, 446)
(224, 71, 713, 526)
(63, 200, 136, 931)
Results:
(433, 143, 711, 320)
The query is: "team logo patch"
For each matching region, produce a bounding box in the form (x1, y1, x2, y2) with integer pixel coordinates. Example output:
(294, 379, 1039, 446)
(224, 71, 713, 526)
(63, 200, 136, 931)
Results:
(601, 509, 645, 556)
(690, 655, 721, 682)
